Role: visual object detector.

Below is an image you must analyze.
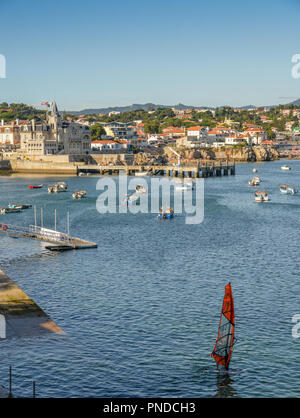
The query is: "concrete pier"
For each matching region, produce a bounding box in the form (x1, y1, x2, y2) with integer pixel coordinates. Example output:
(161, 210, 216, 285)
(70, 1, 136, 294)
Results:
(77, 161, 236, 177)
(0, 269, 64, 339)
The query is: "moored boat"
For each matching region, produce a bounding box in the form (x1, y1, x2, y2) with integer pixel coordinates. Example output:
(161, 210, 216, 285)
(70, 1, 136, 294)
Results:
(248, 176, 261, 187)
(135, 171, 152, 177)
(281, 165, 291, 171)
(175, 179, 194, 191)
(1, 207, 21, 214)
(29, 184, 43, 189)
(8, 203, 32, 210)
(135, 185, 147, 194)
(72, 190, 87, 199)
(279, 185, 296, 195)
(254, 190, 269, 202)
(157, 207, 174, 219)
(48, 182, 68, 193)
(253, 168, 258, 173)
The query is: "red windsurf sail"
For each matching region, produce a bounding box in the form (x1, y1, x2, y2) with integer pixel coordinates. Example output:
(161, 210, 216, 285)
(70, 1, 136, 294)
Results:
(210, 283, 235, 370)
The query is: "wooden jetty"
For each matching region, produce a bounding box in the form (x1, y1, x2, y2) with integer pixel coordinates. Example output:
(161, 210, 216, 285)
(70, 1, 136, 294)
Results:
(77, 161, 235, 178)
(0, 224, 97, 250)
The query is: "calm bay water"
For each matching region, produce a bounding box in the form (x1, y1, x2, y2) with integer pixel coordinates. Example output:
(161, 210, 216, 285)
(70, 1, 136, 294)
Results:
(0, 160, 299, 398)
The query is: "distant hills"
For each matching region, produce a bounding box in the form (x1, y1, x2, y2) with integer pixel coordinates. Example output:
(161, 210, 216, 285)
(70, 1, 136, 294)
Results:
(66, 100, 300, 115)
(67, 103, 215, 115)
(289, 98, 300, 106)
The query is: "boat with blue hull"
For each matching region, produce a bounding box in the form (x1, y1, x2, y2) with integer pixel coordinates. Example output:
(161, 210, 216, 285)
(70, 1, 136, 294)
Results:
(157, 208, 174, 220)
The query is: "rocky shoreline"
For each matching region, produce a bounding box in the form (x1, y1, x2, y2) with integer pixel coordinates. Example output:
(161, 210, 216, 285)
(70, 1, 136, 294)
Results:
(133, 145, 279, 166)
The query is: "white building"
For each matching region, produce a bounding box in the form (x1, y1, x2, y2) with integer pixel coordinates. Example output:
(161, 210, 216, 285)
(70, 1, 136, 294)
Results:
(91, 140, 127, 151)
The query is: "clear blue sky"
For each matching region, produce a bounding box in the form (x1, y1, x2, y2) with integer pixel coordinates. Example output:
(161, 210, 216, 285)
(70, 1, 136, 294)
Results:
(0, 0, 300, 110)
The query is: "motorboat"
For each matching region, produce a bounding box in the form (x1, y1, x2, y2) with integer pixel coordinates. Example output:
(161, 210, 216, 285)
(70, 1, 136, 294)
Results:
(48, 182, 68, 193)
(29, 184, 43, 189)
(279, 185, 296, 195)
(135, 185, 147, 194)
(1, 207, 21, 214)
(72, 190, 87, 199)
(281, 165, 291, 171)
(253, 168, 258, 173)
(8, 203, 32, 210)
(135, 171, 152, 177)
(254, 190, 269, 202)
(248, 176, 261, 187)
(158, 207, 174, 219)
(175, 179, 194, 191)
(56, 182, 68, 191)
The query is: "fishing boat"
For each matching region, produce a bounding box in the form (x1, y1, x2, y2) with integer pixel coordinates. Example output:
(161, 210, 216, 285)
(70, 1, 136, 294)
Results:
(157, 207, 174, 220)
(0, 207, 21, 214)
(281, 165, 291, 171)
(29, 184, 43, 189)
(248, 176, 261, 187)
(279, 185, 296, 195)
(210, 282, 235, 371)
(254, 190, 269, 202)
(120, 194, 139, 205)
(135, 185, 147, 194)
(72, 190, 87, 199)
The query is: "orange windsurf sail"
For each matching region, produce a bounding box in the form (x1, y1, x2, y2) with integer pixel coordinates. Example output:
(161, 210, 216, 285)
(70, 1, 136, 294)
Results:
(210, 283, 235, 370)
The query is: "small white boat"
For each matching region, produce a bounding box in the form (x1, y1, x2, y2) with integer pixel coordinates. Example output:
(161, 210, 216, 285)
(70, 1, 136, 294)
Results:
(158, 207, 174, 220)
(175, 179, 194, 191)
(279, 185, 295, 195)
(48, 182, 68, 193)
(249, 176, 261, 187)
(135, 171, 152, 177)
(281, 165, 291, 171)
(253, 168, 258, 173)
(254, 190, 269, 202)
(1, 207, 21, 214)
(72, 190, 87, 199)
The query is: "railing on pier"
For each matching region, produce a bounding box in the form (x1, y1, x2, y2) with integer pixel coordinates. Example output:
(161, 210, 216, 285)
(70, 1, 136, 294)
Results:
(0, 224, 76, 246)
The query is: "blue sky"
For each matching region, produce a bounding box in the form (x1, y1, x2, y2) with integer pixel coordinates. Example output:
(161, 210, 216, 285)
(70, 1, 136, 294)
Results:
(0, 0, 300, 110)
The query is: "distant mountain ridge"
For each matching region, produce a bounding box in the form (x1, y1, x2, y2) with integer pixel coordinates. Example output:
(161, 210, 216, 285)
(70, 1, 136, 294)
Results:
(66, 99, 300, 115)
(67, 103, 215, 115)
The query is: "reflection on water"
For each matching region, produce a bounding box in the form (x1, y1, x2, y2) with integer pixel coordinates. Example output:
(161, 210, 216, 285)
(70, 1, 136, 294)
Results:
(214, 372, 237, 398)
